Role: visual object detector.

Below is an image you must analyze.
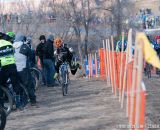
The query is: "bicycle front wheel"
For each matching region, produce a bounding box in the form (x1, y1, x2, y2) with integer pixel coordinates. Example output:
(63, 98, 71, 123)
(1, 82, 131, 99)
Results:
(62, 71, 68, 96)
(0, 87, 13, 116)
(62, 84, 68, 96)
(0, 107, 6, 130)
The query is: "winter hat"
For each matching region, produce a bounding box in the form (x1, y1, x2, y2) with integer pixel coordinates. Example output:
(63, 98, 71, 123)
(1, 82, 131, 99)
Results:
(14, 32, 25, 42)
(47, 34, 54, 42)
(39, 35, 46, 41)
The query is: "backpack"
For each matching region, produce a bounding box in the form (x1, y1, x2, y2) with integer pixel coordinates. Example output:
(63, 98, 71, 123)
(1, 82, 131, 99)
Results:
(19, 43, 29, 56)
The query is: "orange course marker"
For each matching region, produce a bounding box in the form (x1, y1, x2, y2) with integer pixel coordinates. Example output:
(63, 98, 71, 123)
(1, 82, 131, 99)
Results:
(99, 48, 106, 79)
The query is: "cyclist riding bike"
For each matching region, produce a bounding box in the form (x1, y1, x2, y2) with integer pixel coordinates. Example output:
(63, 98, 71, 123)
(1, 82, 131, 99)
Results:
(54, 37, 81, 79)
(0, 32, 22, 109)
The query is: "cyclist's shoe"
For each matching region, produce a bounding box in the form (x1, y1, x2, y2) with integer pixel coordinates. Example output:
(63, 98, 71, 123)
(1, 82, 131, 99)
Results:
(17, 106, 24, 111)
(78, 64, 82, 69)
(54, 73, 60, 79)
(76, 62, 82, 69)
(53, 83, 59, 87)
(30, 101, 37, 106)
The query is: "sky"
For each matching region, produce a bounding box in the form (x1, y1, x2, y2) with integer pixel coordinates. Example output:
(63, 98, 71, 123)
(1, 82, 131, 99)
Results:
(4, 0, 15, 2)
(2, 0, 19, 3)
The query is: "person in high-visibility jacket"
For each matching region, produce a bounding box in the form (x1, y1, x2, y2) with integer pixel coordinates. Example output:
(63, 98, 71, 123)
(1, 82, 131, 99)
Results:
(0, 32, 22, 109)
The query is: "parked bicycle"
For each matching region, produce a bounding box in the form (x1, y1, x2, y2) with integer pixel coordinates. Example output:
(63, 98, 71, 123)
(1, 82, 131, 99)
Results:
(30, 67, 42, 90)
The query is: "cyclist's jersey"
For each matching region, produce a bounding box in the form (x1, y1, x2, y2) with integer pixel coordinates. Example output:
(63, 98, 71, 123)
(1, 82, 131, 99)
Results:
(56, 45, 73, 62)
(0, 40, 15, 67)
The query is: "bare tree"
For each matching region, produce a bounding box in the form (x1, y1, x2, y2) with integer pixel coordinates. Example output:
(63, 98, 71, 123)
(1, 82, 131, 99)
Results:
(0, 0, 7, 32)
(96, 0, 135, 35)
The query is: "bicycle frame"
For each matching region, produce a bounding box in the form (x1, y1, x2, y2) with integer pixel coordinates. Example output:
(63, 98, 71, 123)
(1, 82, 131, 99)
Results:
(59, 62, 69, 96)
(60, 62, 69, 85)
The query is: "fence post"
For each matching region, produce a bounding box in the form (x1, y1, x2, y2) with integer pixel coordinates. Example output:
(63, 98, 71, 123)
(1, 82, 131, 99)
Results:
(121, 29, 132, 108)
(108, 39, 114, 93)
(103, 40, 108, 81)
(88, 54, 91, 79)
(126, 29, 133, 117)
(111, 36, 117, 96)
(119, 32, 125, 102)
(129, 33, 139, 130)
(106, 39, 110, 84)
(95, 52, 98, 77)
(91, 54, 93, 78)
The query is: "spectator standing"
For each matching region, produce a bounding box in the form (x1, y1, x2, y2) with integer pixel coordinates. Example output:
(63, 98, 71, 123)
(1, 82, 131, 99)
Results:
(43, 35, 57, 87)
(36, 35, 46, 85)
(13, 33, 37, 106)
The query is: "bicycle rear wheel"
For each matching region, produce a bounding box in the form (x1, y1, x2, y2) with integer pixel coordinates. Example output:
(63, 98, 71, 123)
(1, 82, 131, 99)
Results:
(30, 68, 41, 90)
(0, 87, 13, 116)
(19, 83, 30, 107)
(31, 72, 39, 90)
(0, 107, 6, 130)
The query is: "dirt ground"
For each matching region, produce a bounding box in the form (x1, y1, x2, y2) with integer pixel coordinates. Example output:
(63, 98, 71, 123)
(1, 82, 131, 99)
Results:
(5, 74, 160, 130)
(143, 75, 160, 130)
(5, 78, 129, 130)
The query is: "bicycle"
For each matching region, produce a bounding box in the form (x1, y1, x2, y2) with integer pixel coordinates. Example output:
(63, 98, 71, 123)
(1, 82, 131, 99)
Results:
(0, 107, 6, 130)
(0, 79, 29, 116)
(58, 62, 70, 96)
(0, 85, 13, 116)
(30, 67, 42, 90)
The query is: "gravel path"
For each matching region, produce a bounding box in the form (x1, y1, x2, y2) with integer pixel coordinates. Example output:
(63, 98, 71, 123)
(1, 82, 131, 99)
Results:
(6, 78, 128, 130)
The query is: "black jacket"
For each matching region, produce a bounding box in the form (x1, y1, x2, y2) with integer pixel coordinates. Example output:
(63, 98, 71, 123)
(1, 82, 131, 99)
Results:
(43, 39, 54, 61)
(36, 42, 45, 59)
(56, 45, 73, 62)
(19, 43, 34, 68)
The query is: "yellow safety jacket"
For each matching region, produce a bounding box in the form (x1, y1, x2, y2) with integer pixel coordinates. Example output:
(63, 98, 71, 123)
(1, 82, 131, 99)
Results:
(0, 40, 15, 67)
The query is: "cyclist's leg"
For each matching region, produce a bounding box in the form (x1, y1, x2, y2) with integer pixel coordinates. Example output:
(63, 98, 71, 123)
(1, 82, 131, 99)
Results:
(54, 60, 62, 79)
(69, 59, 81, 75)
(55, 60, 62, 73)
(18, 70, 29, 106)
(0, 89, 3, 107)
(24, 68, 36, 104)
(0, 65, 16, 108)
(0, 68, 8, 107)
(6, 64, 22, 108)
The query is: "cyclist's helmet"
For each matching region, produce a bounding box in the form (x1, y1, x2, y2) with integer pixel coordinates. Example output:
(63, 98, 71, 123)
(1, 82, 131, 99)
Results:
(54, 37, 63, 48)
(6, 32, 15, 43)
(6, 32, 15, 38)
